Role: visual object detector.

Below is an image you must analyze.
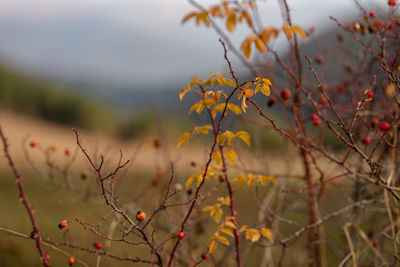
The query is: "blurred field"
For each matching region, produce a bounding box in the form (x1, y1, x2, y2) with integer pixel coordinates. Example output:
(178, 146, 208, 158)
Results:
(0, 109, 367, 266)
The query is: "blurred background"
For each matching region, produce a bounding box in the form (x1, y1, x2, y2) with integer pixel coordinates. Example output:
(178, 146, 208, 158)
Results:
(0, 0, 374, 138)
(0, 0, 393, 266)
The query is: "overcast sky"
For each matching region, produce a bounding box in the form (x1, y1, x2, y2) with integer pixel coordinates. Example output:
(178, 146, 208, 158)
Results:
(0, 0, 383, 90)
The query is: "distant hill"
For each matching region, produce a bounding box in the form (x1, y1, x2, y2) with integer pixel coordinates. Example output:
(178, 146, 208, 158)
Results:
(0, 63, 115, 132)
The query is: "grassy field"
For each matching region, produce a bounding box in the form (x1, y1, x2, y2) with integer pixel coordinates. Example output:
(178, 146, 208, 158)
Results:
(0, 110, 374, 266)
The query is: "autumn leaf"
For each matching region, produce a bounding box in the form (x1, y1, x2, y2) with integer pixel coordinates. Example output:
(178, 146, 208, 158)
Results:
(227, 103, 242, 115)
(254, 38, 265, 53)
(232, 175, 246, 188)
(239, 225, 248, 232)
(224, 221, 236, 229)
(216, 235, 230, 246)
(220, 228, 234, 237)
(182, 12, 198, 24)
(241, 96, 248, 113)
(282, 24, 293, 41)
(224, 78, 237, 88)
(203, 204, 223, 223)
(240, 10, 252, 28)
(261, 228, 274, 241)
(226, 10, 237, 32)
(258, 175, 278, 185)
(194, 125, 212, 135)
(236, 131, 251, 146)
(247, 173, 255, 187)
(209, 240, 218, 253)
(225, 149, 237, 165)
(291, 25, 307, 39)
(176, 132, 192, 148)
(246, 228, 261, 242)
(241, 39, 252, 59)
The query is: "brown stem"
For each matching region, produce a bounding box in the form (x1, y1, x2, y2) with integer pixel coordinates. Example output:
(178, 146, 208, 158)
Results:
(0, 126, 49, 267)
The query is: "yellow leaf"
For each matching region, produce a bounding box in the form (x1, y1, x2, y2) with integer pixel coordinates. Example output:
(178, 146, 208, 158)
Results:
(212, 150, 222, 165)
(224, 221, 236, 229)
(247, 173, 255, 187)
(188, 101, 202, 114)
(217, 235, 230, 246)
(282, 24, 292, 41)
(261, 228, 274, 241)
(220, 228, 234, 237)
(227, 103, 242, 115)
(254, 38, 265, 53)
(241, 39, 252, 59)
(217, 196, 230, 206)
(185, 175, 195, 190)
(194, 125, 212, 135)
(258, 175, 278, 185)
(225, 149, 237, 165)
(241, 96, 248, 113)
(196, 174, 203, 187)
(182, 12, 198, 24)
(240, 10, 252, 28)
(246, 229, 261, 242)
(254, 83, 263, 94)
(204, 98, 216, 107)
(242, 82, 252, 90)
(179, 85, 191, 101)
(209, 6, 222, 17)
(203, 206, 214, 212)
(232, 175, 245, 188)
(203, 78, 211, 87)
(291, 25, 307, 39)
(224, 78, 237, 88)
(245, 89, 254, 97)
(176, 132, 192, 148)
(239, 225, 248, 232)
(217, 131, 234, 145)
(198, 11, 210, 27)
(226, 10, 237, 32)
(209, 240, 218, 253)
(260, 27, 280, 43)
(261, 79, 271, 96)
(211, 206, 223, 223)
(236, 131, 251, 146)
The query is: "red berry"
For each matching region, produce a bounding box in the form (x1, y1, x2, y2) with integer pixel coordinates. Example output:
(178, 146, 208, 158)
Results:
(369, 11, 376, 18)
(58, 220, 68, 229)
(313, 118, 322, 127)
(366, 91, 374, 100)
(371, 118, 379, 127)
(280, 89, 291, 100)
(30, 141, 37, 148)
(377, 20, 384, 27)
(44, 254, 50, 261)
(387, 23, 394, 30)
(178, 232, 185, 239)
(310, 113, 318, 121)
(396, 19, 400, 26)
(68, 257, 75, 265)
(337, 84, 346, 92)
(201, 253, 209, 260)
(320, 96, 327, 105)
(315, 55, 324, 64)
(65, 149, 71, 156)
(362, 136, 371, 145)
(93, 243, 102, 250)
(389, 0, 396, 6)
(379, 121, 390, 131)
